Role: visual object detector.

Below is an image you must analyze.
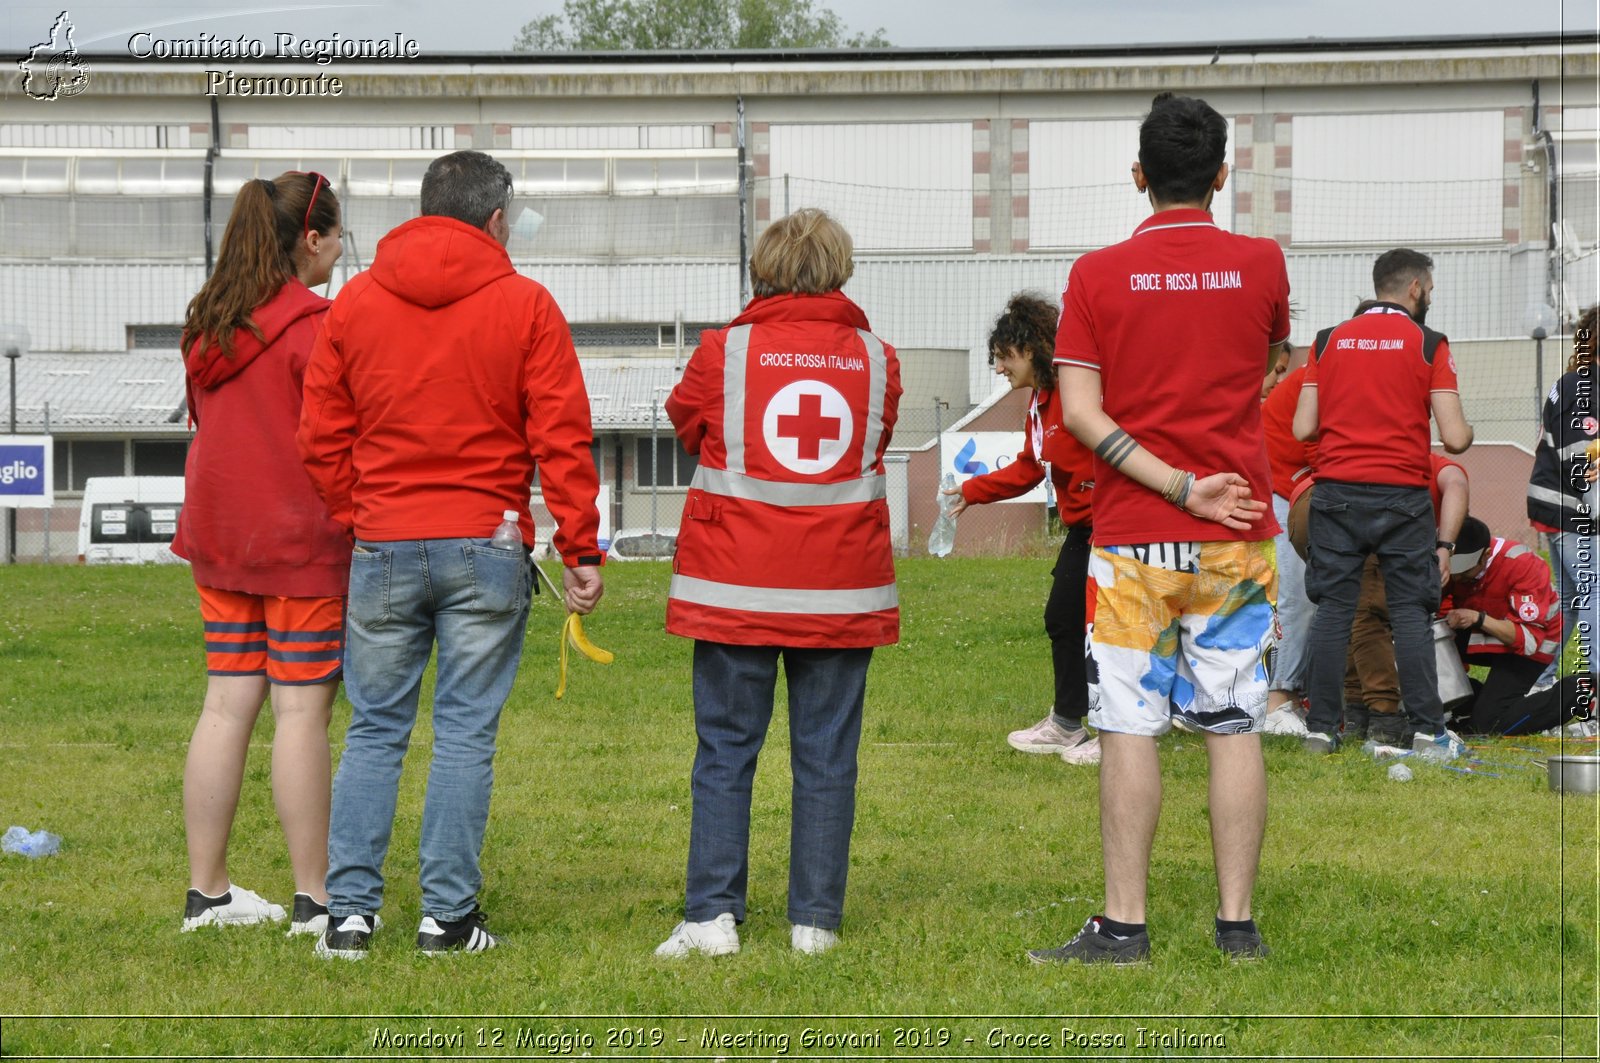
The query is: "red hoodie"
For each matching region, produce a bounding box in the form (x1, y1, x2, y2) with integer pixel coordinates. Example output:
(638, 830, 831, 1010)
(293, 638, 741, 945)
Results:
(298, 216, 601, 564)
(172, 280, 352, 597)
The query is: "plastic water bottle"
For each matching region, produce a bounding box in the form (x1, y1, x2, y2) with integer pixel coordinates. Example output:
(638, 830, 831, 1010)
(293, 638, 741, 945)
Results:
(490, 509, 521, 549)
(3, 825, 62, 857)
(928, 473, 959, 557)
(1387, 762, 1414, 783)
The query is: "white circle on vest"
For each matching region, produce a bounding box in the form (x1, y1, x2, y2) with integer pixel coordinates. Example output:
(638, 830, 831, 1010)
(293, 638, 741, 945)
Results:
(762, 380, 853, 475)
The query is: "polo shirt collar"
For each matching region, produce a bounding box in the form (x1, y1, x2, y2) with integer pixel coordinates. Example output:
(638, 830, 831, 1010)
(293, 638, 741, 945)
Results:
(1133, 208, 1217, 236)
(1363, 301, 1414, 316)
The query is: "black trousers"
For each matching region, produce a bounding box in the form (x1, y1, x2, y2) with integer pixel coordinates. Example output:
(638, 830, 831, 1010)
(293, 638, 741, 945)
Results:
(1452, 647, 1592, 735)
(1043, 523, 1093, 721)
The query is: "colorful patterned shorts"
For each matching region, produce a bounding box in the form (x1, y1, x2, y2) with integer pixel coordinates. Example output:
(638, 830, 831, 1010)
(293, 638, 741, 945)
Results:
(1086, 540, 1277, 737)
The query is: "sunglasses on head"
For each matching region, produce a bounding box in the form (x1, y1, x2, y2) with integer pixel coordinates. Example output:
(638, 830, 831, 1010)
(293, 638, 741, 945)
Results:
(289, 170, 328, 237)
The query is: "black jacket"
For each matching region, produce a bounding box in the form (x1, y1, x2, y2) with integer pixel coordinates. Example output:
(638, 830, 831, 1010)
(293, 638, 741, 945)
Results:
(1527, 364, 1596, 535)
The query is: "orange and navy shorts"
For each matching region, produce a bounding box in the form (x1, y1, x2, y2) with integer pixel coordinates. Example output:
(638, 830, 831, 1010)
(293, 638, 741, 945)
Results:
(198, 586, 345, 686)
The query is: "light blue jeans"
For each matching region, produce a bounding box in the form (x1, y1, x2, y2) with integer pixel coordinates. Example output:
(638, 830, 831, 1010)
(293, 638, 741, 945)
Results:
(326, 537, 530, 921)
(1540, 529, 1600, 686)
(1271, 493, 1315, 696)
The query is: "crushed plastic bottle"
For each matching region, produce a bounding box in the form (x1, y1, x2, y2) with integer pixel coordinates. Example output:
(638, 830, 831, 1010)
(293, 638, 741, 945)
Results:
(489, 509, 522, 549)
(1387, 762, 1414, 783)
(3, 826, 62, 857)
(928, 473, 960, 557)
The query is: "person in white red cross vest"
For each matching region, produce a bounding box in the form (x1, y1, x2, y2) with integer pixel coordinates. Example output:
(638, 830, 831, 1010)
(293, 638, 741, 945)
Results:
(654, 208, 901, 959)
(1443, 516, 1596, 735)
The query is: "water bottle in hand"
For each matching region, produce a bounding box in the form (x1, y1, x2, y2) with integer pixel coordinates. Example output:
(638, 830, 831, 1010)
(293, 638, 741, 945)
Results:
(490, 510, 522, 549)
(928, 473, 960, 557)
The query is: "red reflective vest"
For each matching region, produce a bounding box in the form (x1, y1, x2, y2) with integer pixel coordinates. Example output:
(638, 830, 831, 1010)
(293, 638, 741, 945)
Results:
(665, 291, 901, 648)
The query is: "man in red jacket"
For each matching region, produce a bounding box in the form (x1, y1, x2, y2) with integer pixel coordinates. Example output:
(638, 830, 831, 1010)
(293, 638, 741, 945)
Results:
(1444, 516, 1592, 734)
(299, 150, 603, 960)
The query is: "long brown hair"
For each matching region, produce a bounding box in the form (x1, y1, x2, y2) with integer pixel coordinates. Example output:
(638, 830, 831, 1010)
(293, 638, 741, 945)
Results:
(180, 171, 339, 358)
(1568, 305, 1598, 374)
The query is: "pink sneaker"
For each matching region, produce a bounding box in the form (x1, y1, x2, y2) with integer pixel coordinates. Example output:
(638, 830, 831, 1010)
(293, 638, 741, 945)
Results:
(1059, 736, 1101, 765)
(1007, 714, 1090, 755)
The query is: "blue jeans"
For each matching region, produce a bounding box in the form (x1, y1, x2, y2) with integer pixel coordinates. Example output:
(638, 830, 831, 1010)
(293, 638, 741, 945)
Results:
(1304, 481, 1444, 738)
(1270, 493, 1315, 696)
(1539, 530, 1600, 685)
(326, 537, 530, 921)
(685, 641, 872, 930)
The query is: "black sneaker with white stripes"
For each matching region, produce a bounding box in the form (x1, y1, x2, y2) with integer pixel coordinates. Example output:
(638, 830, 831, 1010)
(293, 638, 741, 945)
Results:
(316, 914, 380, 960)
(417, 907, 498, 955)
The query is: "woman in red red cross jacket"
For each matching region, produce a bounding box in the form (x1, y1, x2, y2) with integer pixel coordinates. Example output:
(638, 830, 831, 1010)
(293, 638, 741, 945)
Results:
(656, 209, 900, 959)
(945, 294, 1099, 765)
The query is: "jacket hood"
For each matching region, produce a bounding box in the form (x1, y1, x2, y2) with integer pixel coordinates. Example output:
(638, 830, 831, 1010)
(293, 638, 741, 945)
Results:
(186, 279, 329, 390)
(730, 290, 873, 332)
(369, 215, 516, 309)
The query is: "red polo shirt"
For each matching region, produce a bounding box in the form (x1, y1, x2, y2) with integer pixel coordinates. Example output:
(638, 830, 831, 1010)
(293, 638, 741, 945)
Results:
(1304, 304, 1459, 488)
(1054, 208, 1291, 546)
(1262, 364, 1317, 502)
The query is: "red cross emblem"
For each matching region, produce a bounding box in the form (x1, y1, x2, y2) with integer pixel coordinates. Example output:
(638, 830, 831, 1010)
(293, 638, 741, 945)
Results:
(776, 392, 843, 461)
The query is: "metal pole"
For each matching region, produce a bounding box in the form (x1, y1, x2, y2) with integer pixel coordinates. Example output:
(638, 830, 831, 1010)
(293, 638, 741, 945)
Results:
(6, 346, 18, 564)
(42, 400, 51, 562)
(1534, 329, 1547, 427)
(650, 400, 660, 542)
(736, 95, 749, 307)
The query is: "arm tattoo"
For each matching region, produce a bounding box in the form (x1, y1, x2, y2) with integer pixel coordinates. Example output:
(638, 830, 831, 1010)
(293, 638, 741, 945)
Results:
(1095, 428, 1139, 469)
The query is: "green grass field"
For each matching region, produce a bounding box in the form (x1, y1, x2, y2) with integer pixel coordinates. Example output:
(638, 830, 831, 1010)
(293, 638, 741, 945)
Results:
(0, 560, 1595, 1060)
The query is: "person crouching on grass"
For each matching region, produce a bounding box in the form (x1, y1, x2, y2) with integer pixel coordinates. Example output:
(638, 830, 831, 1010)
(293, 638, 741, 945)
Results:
(655, 209, 901, 958)
(943, 293, 1100, 765)
(171, 172, 348, 935)
(1035, 92, 1289, 966)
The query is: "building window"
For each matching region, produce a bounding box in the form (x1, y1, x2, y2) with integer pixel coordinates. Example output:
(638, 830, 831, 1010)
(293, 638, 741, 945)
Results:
(1291, 111, 1503, 245)
(133, 439, 188, 476)
(635, 436, 696, 488)
(128, 324, 183, 349)
(53, 438, 125, 492)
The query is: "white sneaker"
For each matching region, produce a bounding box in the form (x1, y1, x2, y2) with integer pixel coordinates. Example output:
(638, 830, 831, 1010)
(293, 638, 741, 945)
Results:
(1413, 728, 1468, 763)
(654, 913, 739, 957)
(1059, 735, 1101, 765)
(1263, 706, 1310, 737)
(1007, 714, 1091, 755)
(791, 924, 839, 955)
(181, 884, 287, 932)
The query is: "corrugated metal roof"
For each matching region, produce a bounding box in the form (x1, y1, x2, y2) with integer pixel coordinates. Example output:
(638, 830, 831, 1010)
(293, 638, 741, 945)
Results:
(5, 350, 689, 434)
(7, 351, 186, 434)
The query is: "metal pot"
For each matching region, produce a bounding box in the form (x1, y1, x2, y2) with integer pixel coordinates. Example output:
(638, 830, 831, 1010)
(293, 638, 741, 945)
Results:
(1547, 755, 1600, 794)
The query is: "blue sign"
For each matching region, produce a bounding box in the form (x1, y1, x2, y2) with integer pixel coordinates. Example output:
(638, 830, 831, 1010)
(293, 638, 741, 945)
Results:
(0, 437, 53, 507)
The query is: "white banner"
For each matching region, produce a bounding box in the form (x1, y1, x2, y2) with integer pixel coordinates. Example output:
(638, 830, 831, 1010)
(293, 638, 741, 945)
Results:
(939, 431, 1049, 505)
(0, 435, 53, 509)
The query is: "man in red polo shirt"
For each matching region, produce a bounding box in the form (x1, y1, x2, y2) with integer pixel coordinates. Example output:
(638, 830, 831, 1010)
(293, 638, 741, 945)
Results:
(1292, 249, 1474, 761)
(1031, 92, 1287, 967)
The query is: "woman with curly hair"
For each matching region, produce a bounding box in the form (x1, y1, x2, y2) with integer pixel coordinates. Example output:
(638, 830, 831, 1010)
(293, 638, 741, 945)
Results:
(946, 293, 1100, 765)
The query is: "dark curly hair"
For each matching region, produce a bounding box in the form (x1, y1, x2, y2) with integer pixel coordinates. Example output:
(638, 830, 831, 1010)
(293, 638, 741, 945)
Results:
(987, 292, 1060, 391)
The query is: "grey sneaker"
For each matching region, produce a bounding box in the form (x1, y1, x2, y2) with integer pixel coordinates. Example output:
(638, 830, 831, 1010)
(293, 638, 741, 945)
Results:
(1215, 926, 1270, 960)
(1303, 731, 1339, 755)
(1007, 714, 1090, 755)
(1027, 916, 1150, 966)
(1342, 704, 1369, 742)
(1413, 728, 1467, 762)
(1367, 713, 1406, 747)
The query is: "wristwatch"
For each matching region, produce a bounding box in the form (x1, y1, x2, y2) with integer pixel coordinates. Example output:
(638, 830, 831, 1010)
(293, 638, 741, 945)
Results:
(1435, 540, 1456, 553)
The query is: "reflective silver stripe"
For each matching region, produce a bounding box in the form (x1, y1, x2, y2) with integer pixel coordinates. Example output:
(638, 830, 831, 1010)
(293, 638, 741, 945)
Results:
(858, 330, 887, 475)
(1505, 543, 1530, 560)
(692, 466, 886, 506)
(1539, 640, 1561, 656)
(1529, 483, 1586, 511)
(1521, 627, 1538, 656)
(1559, 438, 1593, 460)
(670, 574, 898, 614)
(723, 325, 752, 474)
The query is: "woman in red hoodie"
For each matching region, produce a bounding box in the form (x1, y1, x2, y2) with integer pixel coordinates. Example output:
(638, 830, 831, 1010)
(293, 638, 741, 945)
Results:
(171, 172, 348, 935)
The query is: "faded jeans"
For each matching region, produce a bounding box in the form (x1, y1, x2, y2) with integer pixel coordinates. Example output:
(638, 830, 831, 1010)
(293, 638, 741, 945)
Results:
(326, 537, 531, 921)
